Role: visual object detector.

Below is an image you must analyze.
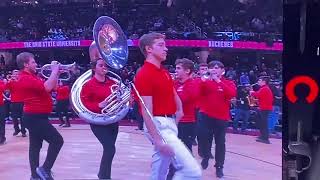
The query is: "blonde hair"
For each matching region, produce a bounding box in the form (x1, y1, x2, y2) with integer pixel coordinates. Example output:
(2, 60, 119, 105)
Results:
(139, 32, 165, 57)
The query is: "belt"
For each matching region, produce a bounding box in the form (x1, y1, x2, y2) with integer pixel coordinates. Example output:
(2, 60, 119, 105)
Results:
(156, 114, 175, 118)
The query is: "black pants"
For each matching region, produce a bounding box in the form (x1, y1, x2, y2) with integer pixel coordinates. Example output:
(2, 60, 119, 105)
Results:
(90, 122, 119, 179)
(178, 122, 196, 152)
(0, 105, 5, 139)
(196, 109, 213, 155)
(198, 112, 228, 168)
(167, 122, 196, 180)
(133, 101, 143, 130)
(23, 113, 64, 177)
(258, 110, 271, 141)
(11, 102, 26, 134)
(56, 100, 70, 124)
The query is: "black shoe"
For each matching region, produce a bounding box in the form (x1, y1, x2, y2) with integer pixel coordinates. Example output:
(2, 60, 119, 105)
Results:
(36, 166, 54, 180)
(22, 134, 27, 137)
(216, 166, 224, 178)
(192, 139, 197, 146)
(62, 124, 70, 127)
(30, 176, 41, 180)
(13, 130, 20, 136)
(201, 159, 209, 169)
(97, 174, 111, 180)
(59, 123, 64, 127)
(209, 152, 214, 159)
(0, 137, 6, 145)
(256, 138, 271, 144)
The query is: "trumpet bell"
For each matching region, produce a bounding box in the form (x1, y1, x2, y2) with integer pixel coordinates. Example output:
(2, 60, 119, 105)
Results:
(93, 16, 128, 70)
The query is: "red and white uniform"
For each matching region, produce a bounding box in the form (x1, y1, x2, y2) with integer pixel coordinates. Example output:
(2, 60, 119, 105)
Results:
(6, 79, 24, 103)
(80, 77, 115, 114)
(56, 85, 70, 101)
(18, 71, 53, 114)
(134, 61, 176, 116)
(0, 80, 7, 106)
(134, 61, 201, 179)
(199, 78, 237, 121)
(175, 78, 199, 123)
(251, 85, 273, 111)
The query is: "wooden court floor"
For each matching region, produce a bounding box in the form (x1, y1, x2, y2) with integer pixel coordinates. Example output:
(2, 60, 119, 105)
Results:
(0, 124, 281, 180)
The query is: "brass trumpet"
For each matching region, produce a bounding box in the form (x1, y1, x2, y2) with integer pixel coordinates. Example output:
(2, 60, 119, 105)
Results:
(37, 62, 76, 81)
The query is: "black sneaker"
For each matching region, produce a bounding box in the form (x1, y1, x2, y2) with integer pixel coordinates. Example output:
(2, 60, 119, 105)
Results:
(59, 123, 64, 127)
(192, 139, 197, 146)
(62, 124, 71, 128)
(22, 134, 27, 137)
(256, 138, 271, 144)
(97, 174, 111, 180)
(209, 152, 214, 159)
(216, 166, 224, 178)
(30, 176, 41, 180)
(0, 137, 6, 145)
(201, 158, 209, 169)
(13, 130, 20, 136)
(36, 166, 54, 180)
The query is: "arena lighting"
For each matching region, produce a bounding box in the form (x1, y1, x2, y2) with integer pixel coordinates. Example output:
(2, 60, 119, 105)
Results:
(285, 75, 319, 104)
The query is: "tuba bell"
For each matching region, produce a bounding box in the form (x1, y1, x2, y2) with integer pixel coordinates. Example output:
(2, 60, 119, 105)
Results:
(70, 16, 131, 125)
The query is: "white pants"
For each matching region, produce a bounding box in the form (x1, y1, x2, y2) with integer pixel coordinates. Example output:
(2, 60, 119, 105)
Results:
(144, 116, 202, 180)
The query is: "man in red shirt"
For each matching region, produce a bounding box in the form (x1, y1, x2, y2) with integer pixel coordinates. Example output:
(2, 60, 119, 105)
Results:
(134, 32, 201, 180)
(16, 52, 64, 180)
(0, 78, 7, 145)
(174, 58, 199, 151)
(7, 69, 27, 137)
(198, 61, 236, 178)
(55, 80, 70, 127)
(250, 76, 274, 144)
(194, 63, 214, 159)
(167, 58, 200, 180)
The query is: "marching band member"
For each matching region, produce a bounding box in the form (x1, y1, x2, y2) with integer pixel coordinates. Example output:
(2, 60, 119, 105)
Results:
(167, 58, 200, 180)
(17, 52, 64, 180)
(7, 69, 27, 136)
(250, 76, 274, 144)
(0, 77, 7, 145)
(197, 61, 236, 178)
(174, 58, 199, 152)
(55, 80, 71, 127)
(134, 32, 201, 180)
(80, 42, 119, 180)
(194, 63, 214, 159)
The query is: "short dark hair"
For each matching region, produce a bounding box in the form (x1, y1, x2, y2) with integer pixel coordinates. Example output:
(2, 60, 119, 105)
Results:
(199, 63, 208, 67)
(208, 61, 224, 69)
(258, 76, 270, 84)
(175, 58, 194, 74)
(139, 32, 165, 57)
(16, 52, 34, 70)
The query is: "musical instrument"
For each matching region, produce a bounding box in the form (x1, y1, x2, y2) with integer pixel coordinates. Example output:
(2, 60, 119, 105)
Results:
(37, 62, 76, 81)
(201, 70, 225, 80)
(170, 72, 177, 80)
(70, 16, 131, 125)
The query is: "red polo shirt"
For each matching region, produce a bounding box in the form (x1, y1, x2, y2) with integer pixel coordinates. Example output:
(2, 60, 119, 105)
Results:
(134, 61, 176, 116)
(193, 77, 204, 109)
(6, 80, 24, 103)
(199, 78, 236, 121)
(251, 85, 273, 111)
(175, 78, 199, 123)
(18, 70, 53, 114)
(56, 85, 70, 100)
(80, 77, 115, 113)
(0, 80, 6, 106)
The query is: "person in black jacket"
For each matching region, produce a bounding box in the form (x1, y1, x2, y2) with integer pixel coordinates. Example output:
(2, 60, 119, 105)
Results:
(233, 84, 251, 133)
